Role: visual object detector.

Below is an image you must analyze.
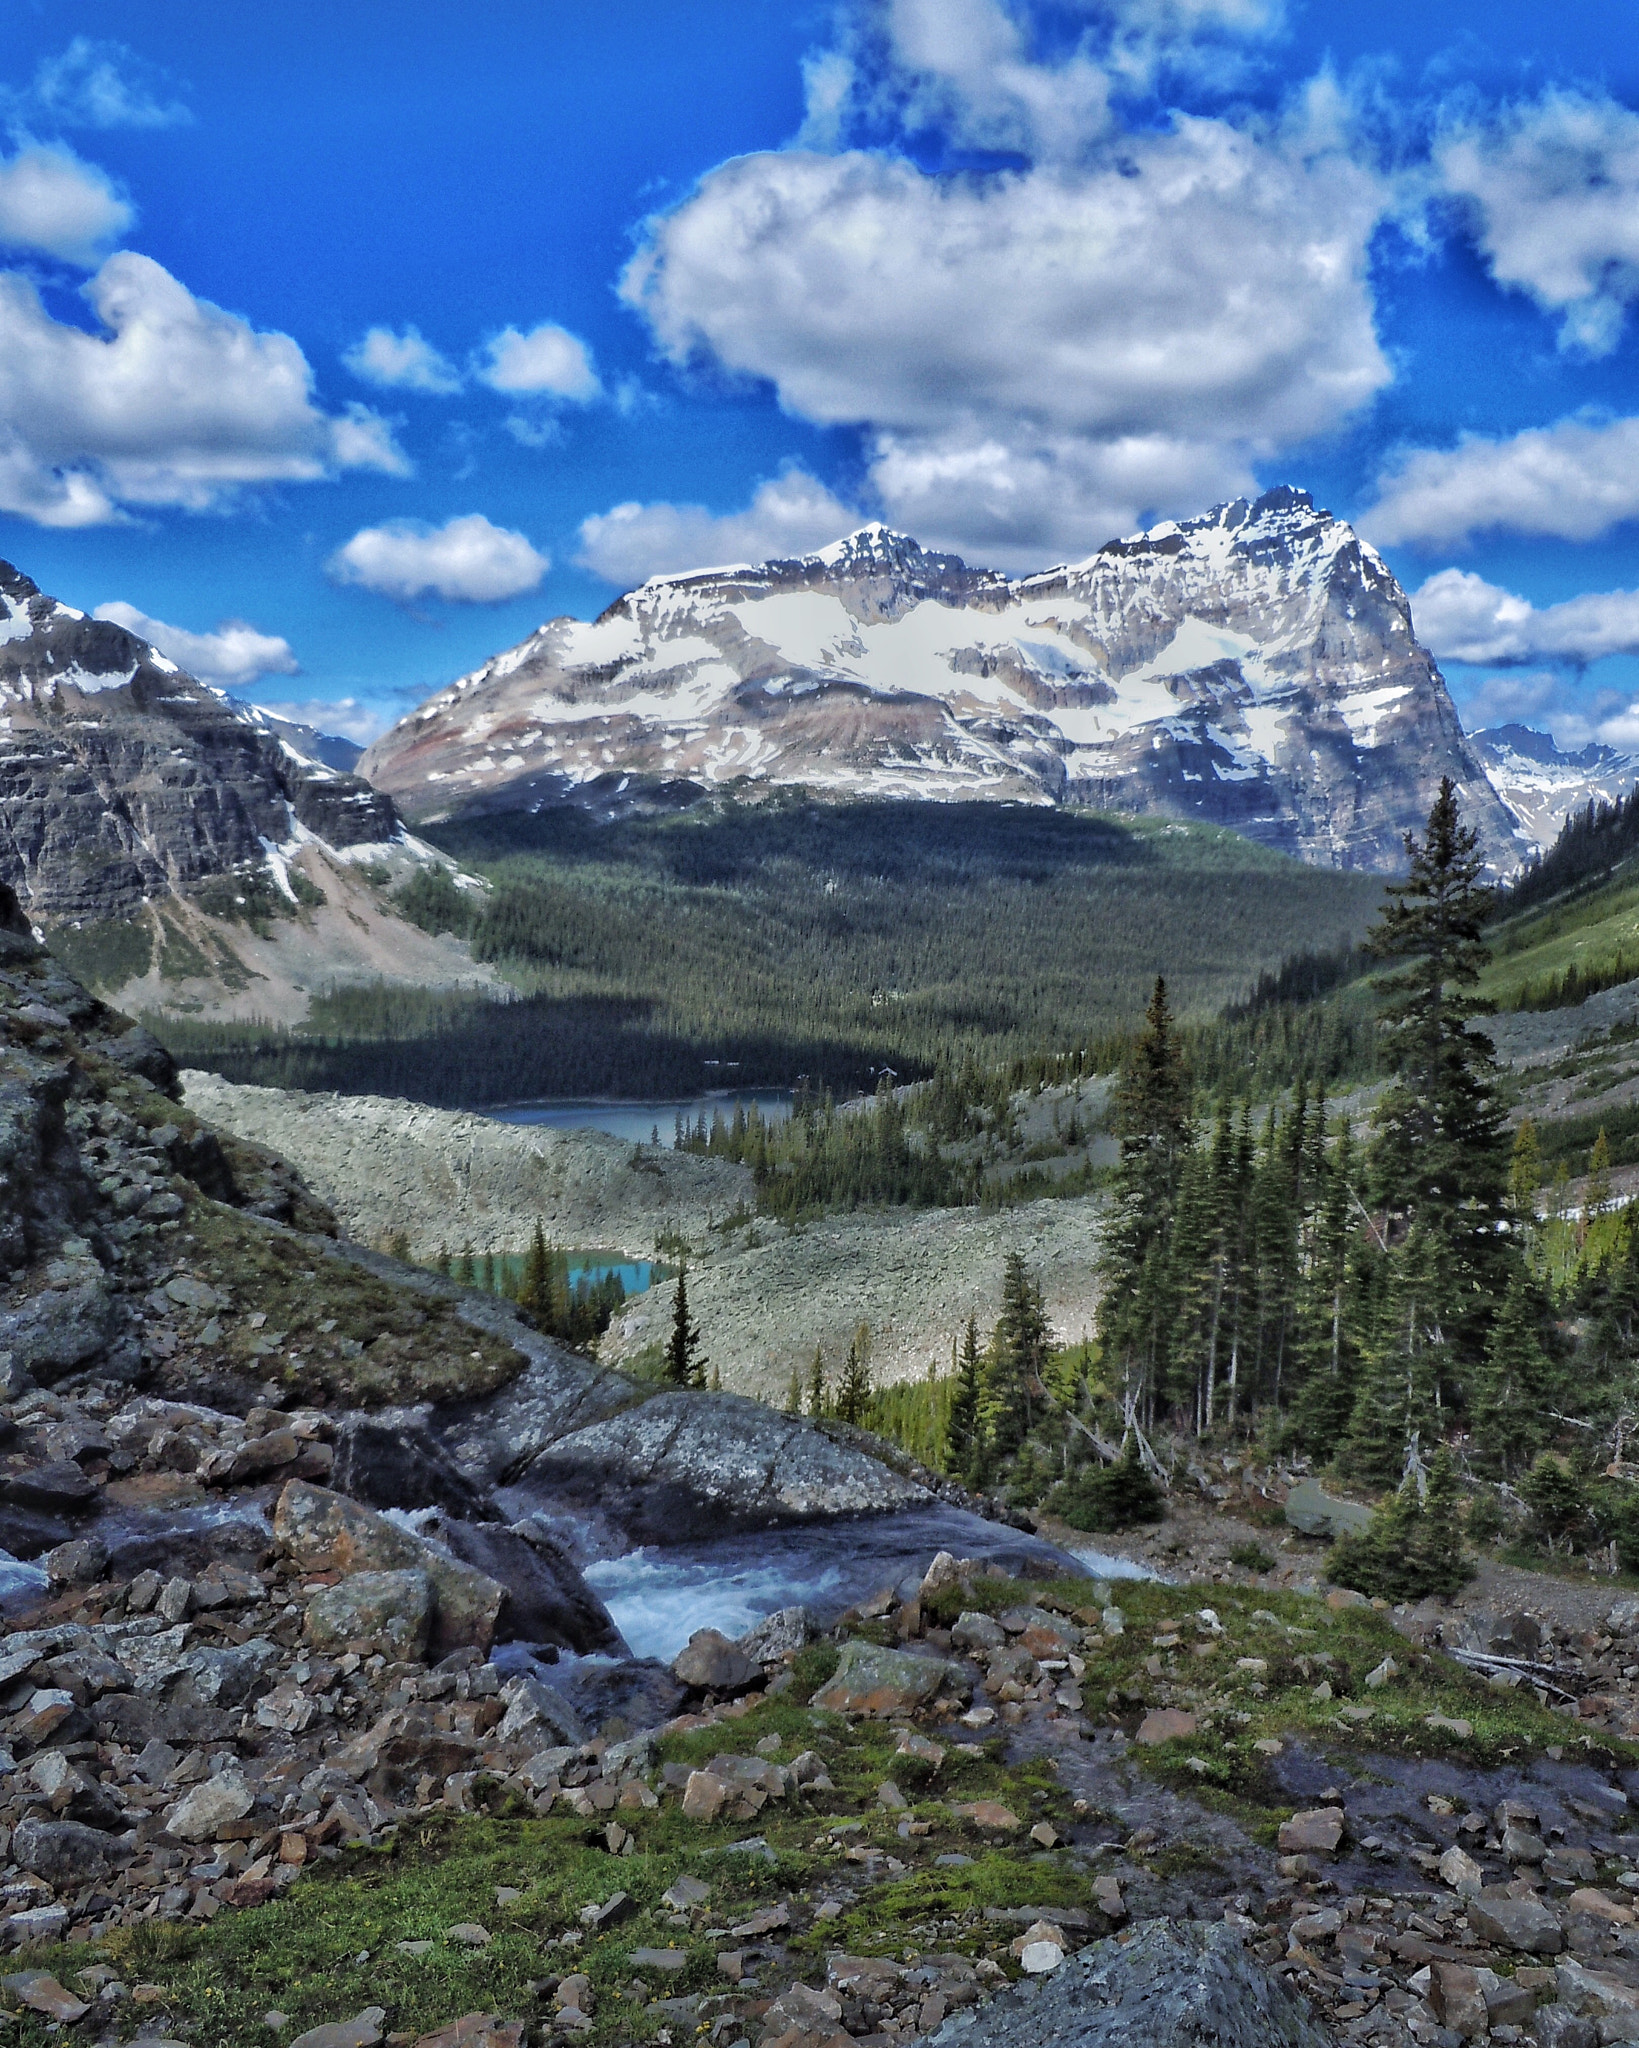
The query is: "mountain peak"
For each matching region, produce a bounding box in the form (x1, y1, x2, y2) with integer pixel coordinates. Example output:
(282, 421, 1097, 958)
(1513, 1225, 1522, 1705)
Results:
(364, 484, 1524, 873)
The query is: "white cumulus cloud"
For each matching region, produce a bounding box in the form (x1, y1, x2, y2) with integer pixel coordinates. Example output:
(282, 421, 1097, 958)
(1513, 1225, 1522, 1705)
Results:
(622, 117, 1386, 562)
(475, 323, 601, 401)
(577, 470, 863, 584)
(17, 37, 191, 130)
(92, 602, 299, 689)
(344, 325, 461, 395)
(1413, 568, 1639, 670)
(1365, 414, 1639, 548)
(0, 144, 131, 264)
(328, 513, 549, 604)
(1438, 90, 1639, 356)
(0, 251, 408, 527)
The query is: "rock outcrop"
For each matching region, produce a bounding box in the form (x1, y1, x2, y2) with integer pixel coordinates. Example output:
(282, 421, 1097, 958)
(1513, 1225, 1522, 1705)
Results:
(0, 560, 399, 925)
(361, 490, 1519, 874)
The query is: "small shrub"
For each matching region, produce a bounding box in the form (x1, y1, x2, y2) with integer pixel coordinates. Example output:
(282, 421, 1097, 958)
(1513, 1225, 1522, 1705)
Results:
(1229, 1541, 1275, 1573)
(1464, 1489, 1507, 1547)
(1327, 1449, 1473, 1601)
(1057, 1435, 1165, 1532)
(1520, 1453, 1590, 1547)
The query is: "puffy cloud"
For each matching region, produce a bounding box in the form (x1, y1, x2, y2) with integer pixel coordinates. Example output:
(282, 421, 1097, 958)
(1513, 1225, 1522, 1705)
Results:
(1365, 415, 1639, 548)
(623, 122, 1385, 559)
(577, 470, 862, 584)
(328, 513, 549, 604)
(475, 323, 601, 401)
(1413, 567, 1639, 670)
(17, 37, 190, 130)
(868, 425, 1253, 566)
(1437, 90, 1639, 356)
(0, 144, 131, 265)
(0, 252, 407, 527)
(245, 696, 393, 746)
(92, 603, 298, 689)
(343, 325, 461, 394)
(806, 0, 1287, 160)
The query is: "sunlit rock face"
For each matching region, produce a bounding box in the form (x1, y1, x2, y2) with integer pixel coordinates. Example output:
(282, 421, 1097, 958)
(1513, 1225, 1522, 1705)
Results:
(0, 559, 399, 923)
(361, 488, 1521, 874)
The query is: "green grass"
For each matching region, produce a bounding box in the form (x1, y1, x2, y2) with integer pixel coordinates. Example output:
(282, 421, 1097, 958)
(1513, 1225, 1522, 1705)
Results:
(1482, 872, 1639, 1012)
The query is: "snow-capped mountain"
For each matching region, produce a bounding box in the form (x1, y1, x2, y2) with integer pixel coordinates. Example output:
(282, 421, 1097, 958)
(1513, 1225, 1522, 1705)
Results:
(0, 559, 404, 923)
(1467, 724, 1639, 860)
(363, 488, 1519, 874)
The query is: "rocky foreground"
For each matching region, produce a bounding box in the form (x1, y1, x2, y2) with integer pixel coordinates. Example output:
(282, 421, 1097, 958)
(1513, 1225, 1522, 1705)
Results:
(7, 1512, 1639, 2048)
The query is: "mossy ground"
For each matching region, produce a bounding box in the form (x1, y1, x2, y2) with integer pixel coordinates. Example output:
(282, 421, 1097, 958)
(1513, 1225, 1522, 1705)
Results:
(174, 1201, 525, 1408)
(4, 1575, 1621, 2048)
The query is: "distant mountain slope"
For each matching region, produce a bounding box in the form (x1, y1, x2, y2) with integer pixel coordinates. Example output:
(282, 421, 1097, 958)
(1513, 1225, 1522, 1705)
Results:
(0, 560, 490, 1022)
(361, 487, 1520, 875)
(1469, 724, 1639, 860)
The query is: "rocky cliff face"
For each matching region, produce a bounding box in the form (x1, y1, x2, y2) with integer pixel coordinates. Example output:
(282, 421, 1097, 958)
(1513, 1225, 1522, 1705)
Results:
(0, 561, 399, 925)
(1468, 723, 1639, 859)
(362, 489, 1521, 874)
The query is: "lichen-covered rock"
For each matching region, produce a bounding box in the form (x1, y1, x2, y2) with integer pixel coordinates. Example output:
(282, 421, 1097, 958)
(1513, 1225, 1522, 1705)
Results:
(305, 1570, 433, 1659)
(11, 1815, 133, 1884)
(810, 1638, 971, 1717)
(673, 1629, 759, 1695)
(165, 1770, 254, 1843)
(273, 1481, 505, 1656)
(923, 1918, 1331, 2048)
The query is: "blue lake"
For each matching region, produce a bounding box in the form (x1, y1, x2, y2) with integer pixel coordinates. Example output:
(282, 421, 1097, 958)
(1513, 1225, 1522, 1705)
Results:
(567, 1258, 656, 1295)
(489, 1091, 794, 1146)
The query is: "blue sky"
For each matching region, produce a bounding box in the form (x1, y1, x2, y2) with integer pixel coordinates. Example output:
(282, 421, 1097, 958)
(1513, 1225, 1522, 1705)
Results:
(6, 2, 1639, 751)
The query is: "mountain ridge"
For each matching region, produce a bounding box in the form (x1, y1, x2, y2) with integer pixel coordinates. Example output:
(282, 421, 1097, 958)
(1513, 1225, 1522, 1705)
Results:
(361, 488, 1522, 875)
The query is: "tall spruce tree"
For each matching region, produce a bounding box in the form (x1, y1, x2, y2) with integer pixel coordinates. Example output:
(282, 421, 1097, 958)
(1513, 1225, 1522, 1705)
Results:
(665, 1266, 705, 1388)
(1471, 1269, 1555, 1477)
(835, 1330, 873, 1426)
(945, 1316, 984, 1480)
(1099, 976, 1194, 1423)
(807, 1345, 828, 1418)
(1366, 776, 1514, 1379)
(986, 1254, 1050, 1453)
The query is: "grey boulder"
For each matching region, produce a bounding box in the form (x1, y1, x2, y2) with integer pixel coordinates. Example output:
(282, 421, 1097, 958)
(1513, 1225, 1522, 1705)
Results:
(924, 1918, 1330, 2048)
(11, 1814, 133, 1885)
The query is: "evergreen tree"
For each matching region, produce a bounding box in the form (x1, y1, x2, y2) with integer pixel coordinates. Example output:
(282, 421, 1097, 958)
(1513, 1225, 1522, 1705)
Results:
(520, 1221, 552, 1323)
(1509, 1118, 1542, 1228)
(480, 1252, 497, 1294)
(945, 1317, 984, 1480)
(835, 1330, 873, 1426)
(1099, 977, 1194, 1421)
(1471, 1269, 1554, 1476)
(1365, 776, 1513, 1368)
(1335, 1228, 1446, 1488)
(807, 1345, 828, 1418)
(1060, 1434, 1165, 1533)
(785, 1364, 803, 1414)
(665, 1266, 705, 1388)
(1589, 1128, 1614, 1219)
(986, 1254, 1049, 1452)
(456, 1244, 475, 1287)
(1327, 1446, 1472, 1600)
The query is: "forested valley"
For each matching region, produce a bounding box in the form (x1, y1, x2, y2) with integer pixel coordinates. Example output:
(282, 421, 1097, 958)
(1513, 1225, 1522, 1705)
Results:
(151, 796, 1381, 1106)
